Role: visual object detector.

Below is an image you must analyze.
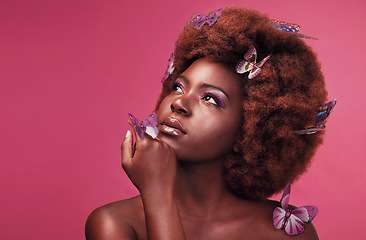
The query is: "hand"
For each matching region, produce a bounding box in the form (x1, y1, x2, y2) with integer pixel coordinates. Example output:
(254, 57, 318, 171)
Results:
(121, 125, 177, 196)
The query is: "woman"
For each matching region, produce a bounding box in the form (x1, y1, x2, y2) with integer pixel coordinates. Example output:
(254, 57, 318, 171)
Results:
(86, 7, 329, 239)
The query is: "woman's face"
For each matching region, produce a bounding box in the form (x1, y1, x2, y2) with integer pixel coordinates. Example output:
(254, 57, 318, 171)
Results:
(157, 58, 243, 162)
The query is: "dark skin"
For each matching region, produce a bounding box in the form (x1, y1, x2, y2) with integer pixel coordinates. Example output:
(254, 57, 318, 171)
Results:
(85, 58, 319, 240)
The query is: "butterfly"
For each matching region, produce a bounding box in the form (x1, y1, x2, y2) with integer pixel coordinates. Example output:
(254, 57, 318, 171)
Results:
(161, 53, 175, 83)
(188, 8, 223, 29)
(128, 112, 159, 140)
(294, 99, 337, 135)
(273, 184, 318, 236)
(270, 20, 318, 40)
(236, 45, 271, 79)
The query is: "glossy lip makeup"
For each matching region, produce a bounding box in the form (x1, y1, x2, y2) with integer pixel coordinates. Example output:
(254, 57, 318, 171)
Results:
(158, 117, 186, 136)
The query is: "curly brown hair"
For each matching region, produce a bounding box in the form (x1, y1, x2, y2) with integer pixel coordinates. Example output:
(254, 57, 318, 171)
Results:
(154, 7, 327, 200)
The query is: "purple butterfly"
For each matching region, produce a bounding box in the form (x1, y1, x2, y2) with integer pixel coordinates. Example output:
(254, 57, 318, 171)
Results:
(294, 99, 337, 135)
(236, 45, 271, 79)
(273, 184, 318, 236)
(270, 20, 318, 40)
(161, 53, 175, 83)
(128, 113, 159, 140)
(188, 8, 223, 29)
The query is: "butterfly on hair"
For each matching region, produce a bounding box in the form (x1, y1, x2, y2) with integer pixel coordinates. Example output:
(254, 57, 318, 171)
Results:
(270, 20, 318, 40)
(236, 45, 271, 79)
(187, 8, 223, 29)
(294, 99, 337, 135)
(273, 184, 318, 236)
(128, 113, 159, 140)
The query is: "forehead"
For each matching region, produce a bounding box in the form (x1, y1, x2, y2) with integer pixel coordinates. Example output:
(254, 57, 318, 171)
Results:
(181, 58, 241, 97)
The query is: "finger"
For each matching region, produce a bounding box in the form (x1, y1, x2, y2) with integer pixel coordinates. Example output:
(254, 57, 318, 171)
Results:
(121, 130, 133, 169)
(128, 119, 143, 144)
(154, 136, 171, 146)
(154, 136, 163, 142)
(132, 142, 136, 157)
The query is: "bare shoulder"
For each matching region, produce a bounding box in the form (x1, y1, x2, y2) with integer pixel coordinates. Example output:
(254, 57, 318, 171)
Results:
(85, 195, 146, 240)
(253, 200, 319, 240)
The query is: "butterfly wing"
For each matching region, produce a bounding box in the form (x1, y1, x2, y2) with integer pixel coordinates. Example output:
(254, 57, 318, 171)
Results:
(293, 128, 322, 135)
(284, 214, 305, 235)
(161, 53, 175, 83)
(237, 45, 257, 75)
(305, 206, 318, 222)
(315, 99, 337, 128)
(143, 113, 157, 126)
(270, 20, 317, 40)
(273, 207, 287, 230)
(207, 8, 223, 26)
(135, 127, 144, 140)
(289, 32, 318, 40)
(128, 113, 139, 126)
(145, 126, 158, 139)
(294, 99, 336, 135)
(274, 184, 318, 236)
(283, 203, 318, 235)
(189, 14, 207, 29)
(244, 45, 257, 63)
(167, 54, 175, 74)
(270, 20, 300, 33)
(128, 113, 144, 140)
(143, 113, 159, 139)
(256, 55, 271, 68)
(280, 184, 291, 211)
(248, 66, 261, 79)
(161, 70, 169, 83)
(291, 206, 318, 223)
(269, 20, 283, 31)
(248, 55, 271, 79)
(236, 60, 254, 74)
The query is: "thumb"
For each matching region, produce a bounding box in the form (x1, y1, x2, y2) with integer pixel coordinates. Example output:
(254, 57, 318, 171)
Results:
(121, 130, 133, 170)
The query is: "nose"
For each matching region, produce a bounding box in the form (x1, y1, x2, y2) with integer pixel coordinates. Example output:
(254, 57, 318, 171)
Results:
(170, 95, 192, 116)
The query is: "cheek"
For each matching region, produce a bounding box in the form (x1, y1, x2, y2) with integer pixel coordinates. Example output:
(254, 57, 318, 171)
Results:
(157, 96, 171, 119)
(191, 115, 240, 156)
(212, 113, 241, 150)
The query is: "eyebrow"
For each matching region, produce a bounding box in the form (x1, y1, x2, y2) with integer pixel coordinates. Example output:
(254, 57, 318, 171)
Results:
(177, 75, 230, 100)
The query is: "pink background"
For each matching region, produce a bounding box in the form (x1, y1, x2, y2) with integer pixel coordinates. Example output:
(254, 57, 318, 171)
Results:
(1, 0, 365, 239)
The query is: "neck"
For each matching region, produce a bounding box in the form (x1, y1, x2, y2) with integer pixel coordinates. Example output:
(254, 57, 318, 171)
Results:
(174, 158, 236, 217)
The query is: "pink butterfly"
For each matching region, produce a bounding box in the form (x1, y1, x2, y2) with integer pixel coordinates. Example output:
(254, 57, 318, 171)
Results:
(273, 184, 318, 236)
(270, 20, 318, 40)
(128, 113, 159, 140)
(188, 8, 223, 29)
(161, 53, 175, 83)
(294, 99, 337, 135)
(236, 45, 271, 79)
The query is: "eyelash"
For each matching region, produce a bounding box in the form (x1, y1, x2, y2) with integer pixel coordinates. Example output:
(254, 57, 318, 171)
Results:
(172, 81, 185, 93)
(171, 81, 226, 109)
(201, 92, 225, 108)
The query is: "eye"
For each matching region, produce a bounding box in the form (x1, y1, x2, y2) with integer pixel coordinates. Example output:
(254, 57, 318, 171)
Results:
(201, 92, 226, 109)
(172, 81, 185, 94)
(202, 94, 217, 105)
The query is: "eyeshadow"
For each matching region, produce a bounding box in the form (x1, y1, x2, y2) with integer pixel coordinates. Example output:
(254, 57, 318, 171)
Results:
(201, 91, 226, 109)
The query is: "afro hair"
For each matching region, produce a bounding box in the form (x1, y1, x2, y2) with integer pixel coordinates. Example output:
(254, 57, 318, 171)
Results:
(155, 7, 327, 200)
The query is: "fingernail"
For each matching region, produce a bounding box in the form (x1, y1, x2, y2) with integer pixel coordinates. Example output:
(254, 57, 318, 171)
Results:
(125, 130, 131, 138)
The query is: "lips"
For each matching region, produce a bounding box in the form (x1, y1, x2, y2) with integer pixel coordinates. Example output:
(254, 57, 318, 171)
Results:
(159, 117, 186, 136)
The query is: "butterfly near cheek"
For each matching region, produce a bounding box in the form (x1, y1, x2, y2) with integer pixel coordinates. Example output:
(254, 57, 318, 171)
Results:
(188, 8, 223, 29)
(236, 45, 271, 79)
(270, 20, 318, 40)
(294, 99, 337, 135)
(273, 184, 318, 236)
(128, 113, 159, 140)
